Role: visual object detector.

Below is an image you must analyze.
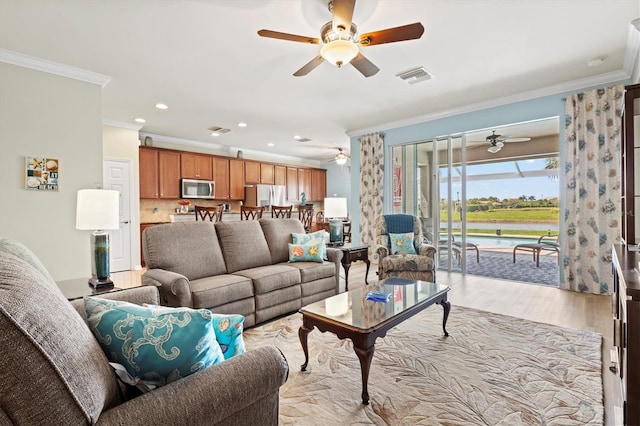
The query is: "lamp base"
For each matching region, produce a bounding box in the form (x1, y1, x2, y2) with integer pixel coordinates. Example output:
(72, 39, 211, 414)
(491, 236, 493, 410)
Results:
(327, 241, 344, 247)
(88, 276, 114, 289)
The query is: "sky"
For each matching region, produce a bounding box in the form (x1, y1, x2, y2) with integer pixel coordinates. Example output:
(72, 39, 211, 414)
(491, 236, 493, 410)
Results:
(440, 159, 559, 200)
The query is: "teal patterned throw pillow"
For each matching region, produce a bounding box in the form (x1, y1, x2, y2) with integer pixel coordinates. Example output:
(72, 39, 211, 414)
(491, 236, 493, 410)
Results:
(292, 230, 327, 259)
(288, 243, 324, 262)
(84, 296, 225, 391)
(210, 313, 245, 359)
(389, 232, 416, 255)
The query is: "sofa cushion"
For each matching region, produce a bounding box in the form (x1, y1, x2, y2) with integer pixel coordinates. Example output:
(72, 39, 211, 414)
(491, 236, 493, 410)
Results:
(216, 221, 272, 273)
(0, 238, 121, 424)
(85, 297, 225, 391)
(189, 274, 254, 309)
(284, 260, 336, 283)
(143, 222, 227, 280)
(259, 218, 306, 264)
(233, 264, 301, 295)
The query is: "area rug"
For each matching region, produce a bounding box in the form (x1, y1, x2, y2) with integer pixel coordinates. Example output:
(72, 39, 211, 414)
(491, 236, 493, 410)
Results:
(243, 306, 602, 425)
(439, 250, 560, 287)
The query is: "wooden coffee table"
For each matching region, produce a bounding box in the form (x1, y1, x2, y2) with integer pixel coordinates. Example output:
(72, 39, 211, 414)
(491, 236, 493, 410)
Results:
(298, 278, 450, 405)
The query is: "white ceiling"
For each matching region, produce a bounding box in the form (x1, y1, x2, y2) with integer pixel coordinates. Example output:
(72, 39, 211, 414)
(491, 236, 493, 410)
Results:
(1, 0, 638, 164)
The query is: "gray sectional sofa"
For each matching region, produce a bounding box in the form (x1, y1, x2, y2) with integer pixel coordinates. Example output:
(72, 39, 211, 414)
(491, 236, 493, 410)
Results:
(142, 218, 343, 327)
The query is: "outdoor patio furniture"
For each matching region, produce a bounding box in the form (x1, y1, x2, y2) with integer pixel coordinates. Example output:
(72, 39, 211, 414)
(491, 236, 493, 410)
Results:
(450, 235, 480, 263)
(512, 235, 559, 267)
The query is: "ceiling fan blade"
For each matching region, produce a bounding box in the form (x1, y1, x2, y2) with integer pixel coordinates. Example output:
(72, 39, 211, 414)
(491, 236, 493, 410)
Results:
(331, 0, 355, 32)
(258, 29, 320, 44)
(504, 137, 531, 143)
(293, 55, 326, 77)
(359, 22, 425, 46)
(350, 52, 379, 77)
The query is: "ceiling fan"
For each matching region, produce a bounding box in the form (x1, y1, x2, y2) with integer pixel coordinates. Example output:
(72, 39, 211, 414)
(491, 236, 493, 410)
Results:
(472, 131, 532, 154)
(257, 0, 424, 77)
(333, 148, 350, 165)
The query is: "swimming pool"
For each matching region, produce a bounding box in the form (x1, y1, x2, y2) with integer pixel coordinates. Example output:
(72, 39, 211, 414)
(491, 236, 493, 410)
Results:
(450, 235, 544, 248)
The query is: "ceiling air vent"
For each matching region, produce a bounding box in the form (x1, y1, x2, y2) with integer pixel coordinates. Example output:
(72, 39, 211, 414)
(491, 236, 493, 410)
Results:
(296, 137, 312, 143)
(208, 126, 231, 134)
(396, 67, 433, 85)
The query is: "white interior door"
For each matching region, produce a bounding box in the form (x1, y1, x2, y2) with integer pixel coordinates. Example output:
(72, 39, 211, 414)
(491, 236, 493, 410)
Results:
(103, 159, 132, 272)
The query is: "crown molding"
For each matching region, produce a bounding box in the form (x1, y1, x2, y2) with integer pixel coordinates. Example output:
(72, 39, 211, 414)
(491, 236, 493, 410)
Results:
(346, 69, 631, 137)
(102, 119, 144, 131)
(0, 48, 111, 88)
(140, 132, 322, 165)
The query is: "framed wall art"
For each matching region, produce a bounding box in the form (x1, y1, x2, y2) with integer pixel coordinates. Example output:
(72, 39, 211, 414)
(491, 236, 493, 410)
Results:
(25, 156, 59, 191)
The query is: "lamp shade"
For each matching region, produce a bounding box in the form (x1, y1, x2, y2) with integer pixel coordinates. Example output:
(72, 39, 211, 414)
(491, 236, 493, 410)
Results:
(324, 197, 348, 219)
(76, 189, 120, 230)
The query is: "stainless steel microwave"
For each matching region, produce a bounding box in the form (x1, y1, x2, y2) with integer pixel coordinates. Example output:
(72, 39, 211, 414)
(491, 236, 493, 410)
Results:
(181, 179, 215, 199)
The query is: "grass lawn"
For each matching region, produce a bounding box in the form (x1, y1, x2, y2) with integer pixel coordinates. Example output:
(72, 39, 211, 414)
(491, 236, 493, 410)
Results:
(440, 207, 559, 223)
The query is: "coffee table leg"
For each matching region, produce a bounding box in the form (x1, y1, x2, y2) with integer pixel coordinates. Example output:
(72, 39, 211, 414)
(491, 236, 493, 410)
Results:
(439, 300, 451, 337)
(299, 325, 312, 371)
(354, 344, 375, 405)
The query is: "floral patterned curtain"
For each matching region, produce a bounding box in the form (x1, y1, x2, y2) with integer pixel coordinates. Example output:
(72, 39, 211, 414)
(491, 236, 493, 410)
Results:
(562, 86, 623, 294)
(359, 133, 384, 258)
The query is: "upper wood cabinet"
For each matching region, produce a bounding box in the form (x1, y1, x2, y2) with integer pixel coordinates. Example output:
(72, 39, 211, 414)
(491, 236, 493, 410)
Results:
(311, 169, 327, 201)
(286, 167, 298, 201)
(260, 163, 275, 184)
(181, 153, 212, 180)
(244, 161, 260, 184)
(213, 157, 230, 199)
(622, 84, 640, 245)
(229, 159, 245, 200)
(158, 151, 181, 199)
(298, 168, 312, 202)
(274, 165, 286, 186)
(139, 148, 159, 199)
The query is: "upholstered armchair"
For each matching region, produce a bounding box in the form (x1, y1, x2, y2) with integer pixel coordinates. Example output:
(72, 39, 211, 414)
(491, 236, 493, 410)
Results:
(375, 214, 436, 282)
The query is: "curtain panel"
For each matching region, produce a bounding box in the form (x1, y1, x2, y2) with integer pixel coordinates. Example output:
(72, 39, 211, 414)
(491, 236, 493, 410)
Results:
(562, 85, 623, 294)
(359, 133, 384, 258)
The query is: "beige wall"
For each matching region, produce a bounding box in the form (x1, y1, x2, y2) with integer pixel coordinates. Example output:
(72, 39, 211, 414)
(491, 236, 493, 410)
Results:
(103, 125, 142, 268)
(0, 62, 103, 280)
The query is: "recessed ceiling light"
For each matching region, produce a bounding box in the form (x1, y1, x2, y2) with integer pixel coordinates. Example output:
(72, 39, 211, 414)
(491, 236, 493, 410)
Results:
(155, 103, 168, 110)
(293, 135, 302, 140)
(134, 118, 146, 123)
(267, 143, 274, 147)
(237, 122, 248, 128)
(211, 132, 220, 137)
(587, 57, 604, 67)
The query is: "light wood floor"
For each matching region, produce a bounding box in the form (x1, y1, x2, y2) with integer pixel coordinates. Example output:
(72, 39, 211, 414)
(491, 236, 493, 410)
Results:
(343, 262, 619, 426)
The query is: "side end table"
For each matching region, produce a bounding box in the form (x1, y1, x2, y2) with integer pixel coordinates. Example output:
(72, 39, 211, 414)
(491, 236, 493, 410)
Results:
(340, 244, 370, 291)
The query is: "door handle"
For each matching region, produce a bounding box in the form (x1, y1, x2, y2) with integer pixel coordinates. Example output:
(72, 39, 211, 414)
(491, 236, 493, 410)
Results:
(120, 221, 130, 224)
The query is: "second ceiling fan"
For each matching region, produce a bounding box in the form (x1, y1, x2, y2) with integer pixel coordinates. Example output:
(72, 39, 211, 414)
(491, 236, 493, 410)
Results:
(258, 0, 424, 77)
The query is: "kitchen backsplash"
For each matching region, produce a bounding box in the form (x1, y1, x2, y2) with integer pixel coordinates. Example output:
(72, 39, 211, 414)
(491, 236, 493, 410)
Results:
(140, 199, 241, 223)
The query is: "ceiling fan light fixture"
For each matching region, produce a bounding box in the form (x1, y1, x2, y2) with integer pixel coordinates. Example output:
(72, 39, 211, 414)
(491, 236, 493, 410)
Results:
(321, 40, 358, 67)
(487, 145, 501, 154)
(335, 152, 348, 165)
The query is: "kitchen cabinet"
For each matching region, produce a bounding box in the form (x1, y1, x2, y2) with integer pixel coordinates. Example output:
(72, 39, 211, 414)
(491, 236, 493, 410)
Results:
(159, 151, 181, 199)
(139, 148, 159, 198)
(244, 161, 260, 184)
(275, 165, 286, 186)
(311, 168, 327, 201)
(298, 168, 312, 201)
(622, 84, 640, 245)
(212, 157, 244, 200)
(287, 167, 298, 201)
(181, 153, 212, 180)
(260, 163, 275, 184)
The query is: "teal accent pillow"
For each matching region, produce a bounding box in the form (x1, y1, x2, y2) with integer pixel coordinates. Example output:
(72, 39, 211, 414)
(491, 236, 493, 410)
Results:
(292, 231, 327, 259)
(389, 232, 416, 254)
(210, 313, 246, 360)
(288, 243, 324, 262)
(84, 296, 225, 391)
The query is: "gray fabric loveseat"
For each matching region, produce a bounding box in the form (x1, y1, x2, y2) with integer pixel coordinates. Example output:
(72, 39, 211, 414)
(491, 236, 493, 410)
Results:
(142, 218, 343, 327)
(0, 238, 289, 425)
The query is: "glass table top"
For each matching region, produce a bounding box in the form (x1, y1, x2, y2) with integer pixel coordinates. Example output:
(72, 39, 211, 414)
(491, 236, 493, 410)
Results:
(300, 278, 449, 331)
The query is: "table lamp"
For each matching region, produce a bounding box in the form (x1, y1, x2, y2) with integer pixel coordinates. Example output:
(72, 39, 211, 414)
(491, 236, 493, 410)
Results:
(324, 197, 348, 247)
(76, 189, 120, 288)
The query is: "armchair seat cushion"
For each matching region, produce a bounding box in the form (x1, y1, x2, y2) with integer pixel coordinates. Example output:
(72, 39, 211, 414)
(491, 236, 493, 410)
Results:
(380, 253, 435, 274)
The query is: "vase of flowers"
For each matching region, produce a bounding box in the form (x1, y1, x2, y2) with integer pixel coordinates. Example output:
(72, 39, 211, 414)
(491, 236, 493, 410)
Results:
(178, 199, 191, 213)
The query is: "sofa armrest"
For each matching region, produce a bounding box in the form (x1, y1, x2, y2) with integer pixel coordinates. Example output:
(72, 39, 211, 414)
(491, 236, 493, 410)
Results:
(70, 286, 160, 320)
(142, 268, 193, 308)
(325, 247, 344, 293)
(97, 345, 289, 426)
(376, 245, 390, 277)
(416, 243, 436, 258)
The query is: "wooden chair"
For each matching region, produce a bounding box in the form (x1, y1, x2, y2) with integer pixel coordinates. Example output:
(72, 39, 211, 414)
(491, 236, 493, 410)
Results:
(297, 204, 314, 233)
(240, 205, 264, 220)
(195, 205, 223, 223)
(271, 205, 292, 218)
(343, 221, 352, 243)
